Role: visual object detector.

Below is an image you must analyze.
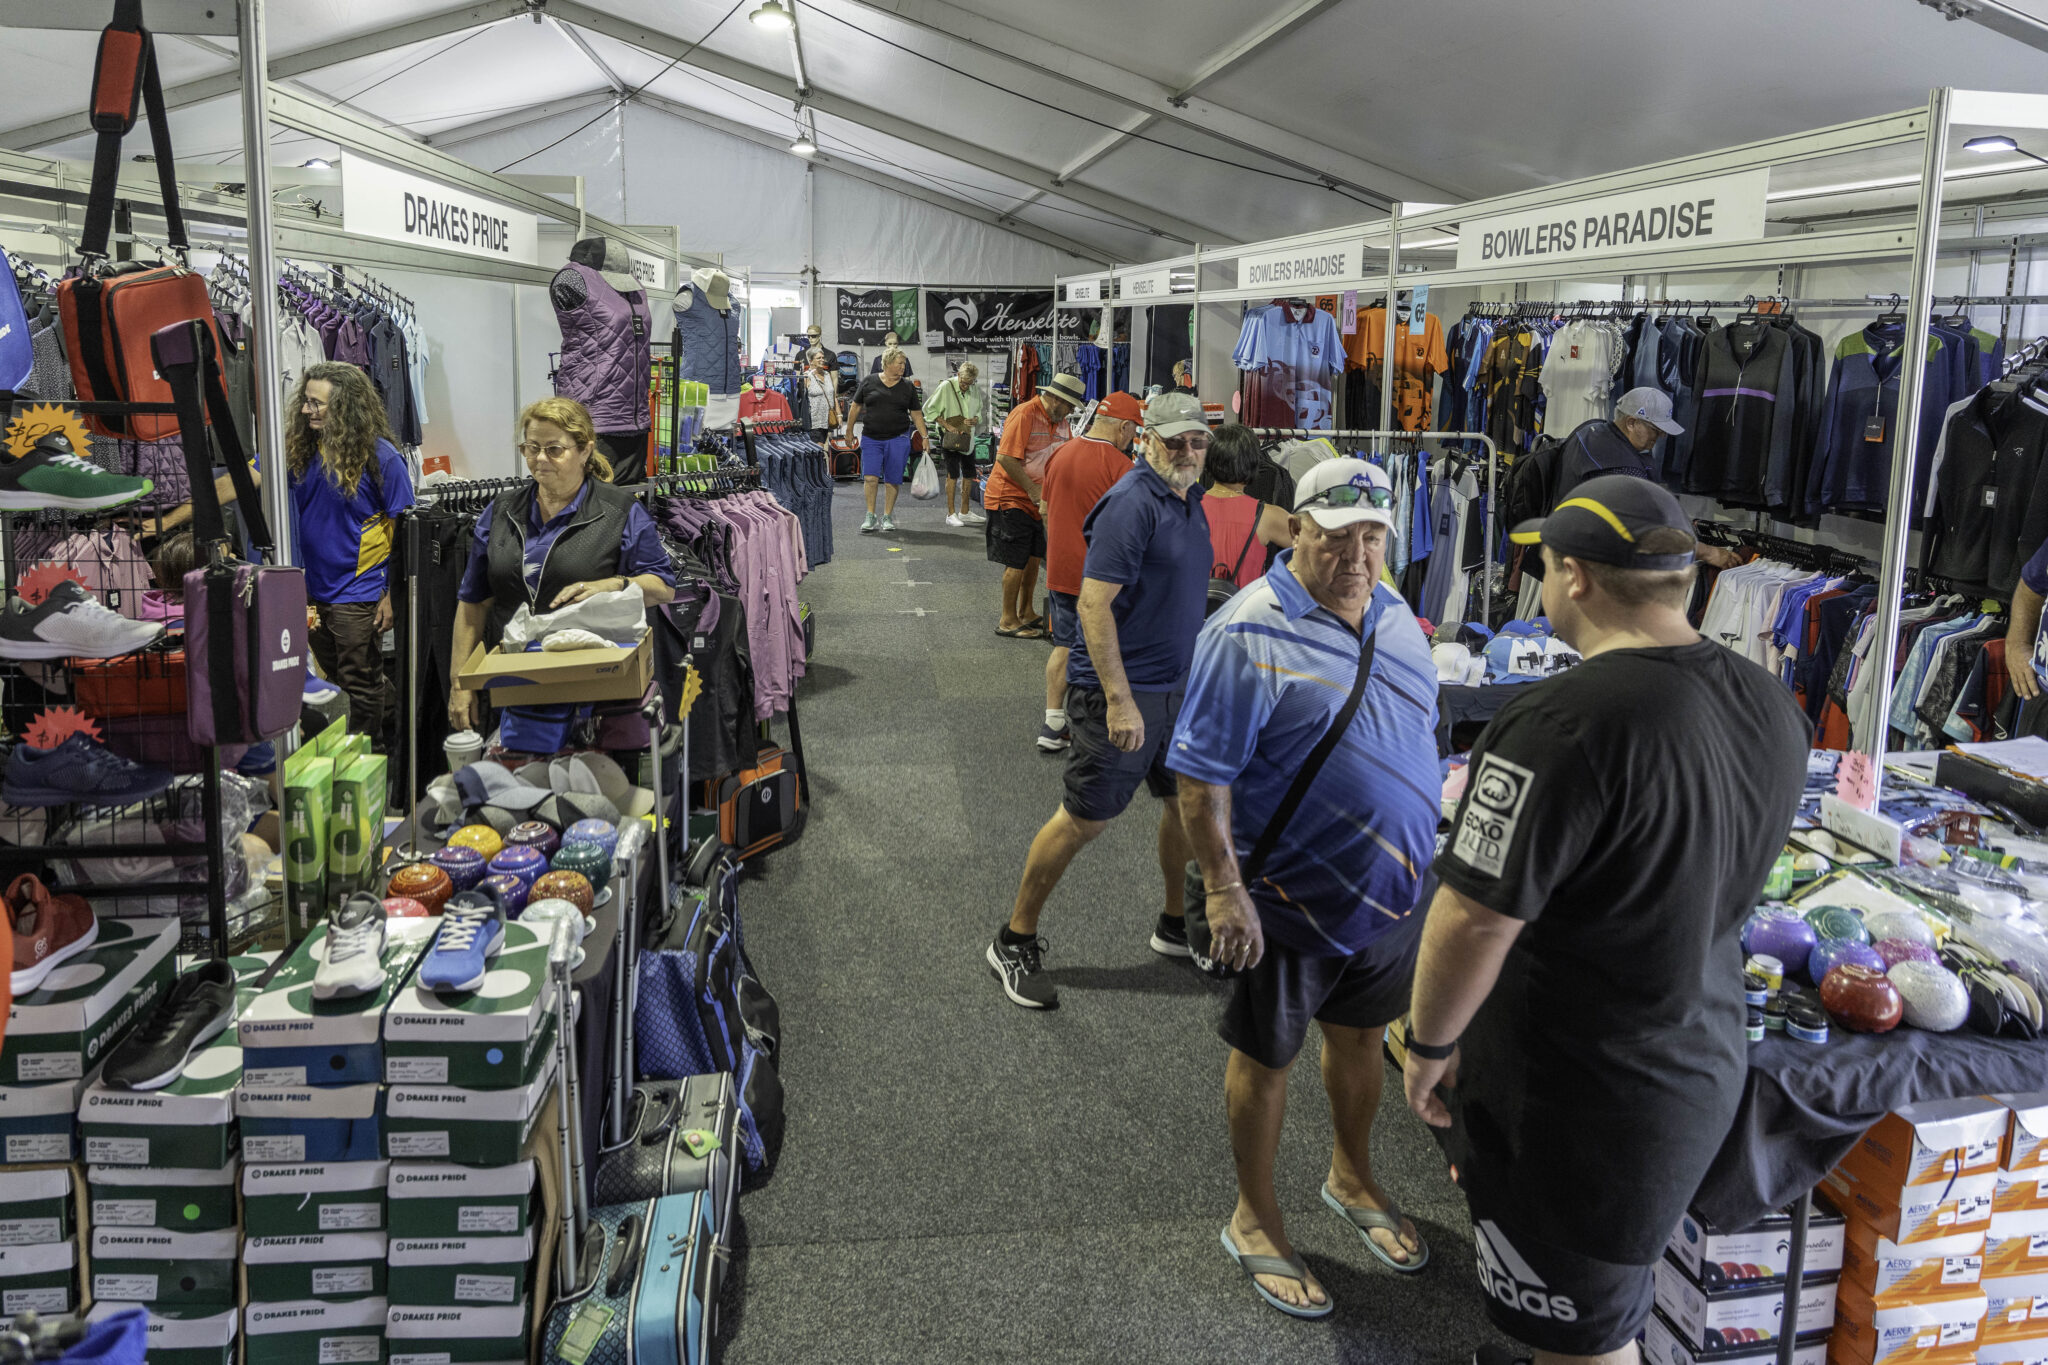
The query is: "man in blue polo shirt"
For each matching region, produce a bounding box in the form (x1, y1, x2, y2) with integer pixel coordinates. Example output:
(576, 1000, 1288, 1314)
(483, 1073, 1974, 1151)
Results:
(1170, 458, 1441, 1320)
(986, 392, 1213, 1010)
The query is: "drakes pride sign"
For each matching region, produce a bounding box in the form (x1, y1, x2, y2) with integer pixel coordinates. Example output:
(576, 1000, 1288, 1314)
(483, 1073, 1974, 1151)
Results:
(340, 154, 540, 266)
(923, 290, 1082, 350)
(1454, 169, 1769, 272)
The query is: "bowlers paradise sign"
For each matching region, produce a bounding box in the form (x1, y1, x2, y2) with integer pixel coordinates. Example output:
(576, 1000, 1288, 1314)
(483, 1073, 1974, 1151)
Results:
(923, 290, 1083, 351)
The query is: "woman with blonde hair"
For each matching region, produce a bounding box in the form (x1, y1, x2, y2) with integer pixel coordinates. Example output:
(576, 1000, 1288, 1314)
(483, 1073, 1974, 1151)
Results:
(923, 360, 985, 528)
(843, 346, 928, 534)
(447, 396, 675, 733)
(289, 361, 414, 751)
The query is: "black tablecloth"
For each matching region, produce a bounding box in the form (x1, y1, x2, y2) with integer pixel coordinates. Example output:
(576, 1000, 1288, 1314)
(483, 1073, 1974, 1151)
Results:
(1437, 683, 1516, 756)
(1693, 1028, 2047, 1231)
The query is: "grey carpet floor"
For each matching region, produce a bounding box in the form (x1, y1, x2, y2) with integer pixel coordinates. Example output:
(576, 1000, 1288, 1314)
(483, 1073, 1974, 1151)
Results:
(720, 483, 1506, 1364)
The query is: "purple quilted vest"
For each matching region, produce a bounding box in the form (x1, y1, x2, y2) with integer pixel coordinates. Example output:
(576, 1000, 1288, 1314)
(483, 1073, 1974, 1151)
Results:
(552, 261, 653, 433)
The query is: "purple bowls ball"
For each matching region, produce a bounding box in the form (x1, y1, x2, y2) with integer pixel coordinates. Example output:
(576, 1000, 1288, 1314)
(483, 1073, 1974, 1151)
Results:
(1874, 937, 1940, 970)
(488, 844, 550, 891)
(429, 844, 486, 892)
(1743, 909, 1819, 976)
(1807, 937, 1886, 985)
(479, 873, 530, 918)
(506, 821, 561, 858)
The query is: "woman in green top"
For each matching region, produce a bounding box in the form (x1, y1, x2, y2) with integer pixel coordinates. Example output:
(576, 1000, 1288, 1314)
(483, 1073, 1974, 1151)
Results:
(923, 361, 985, 527)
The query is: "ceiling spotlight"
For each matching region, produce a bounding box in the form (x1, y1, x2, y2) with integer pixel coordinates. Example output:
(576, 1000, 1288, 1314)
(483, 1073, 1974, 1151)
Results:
(750, 1, 793, 30)
(300, 157, 332, 170)
(1964, 135, 2019, 153)
(790, 132, 817, 156)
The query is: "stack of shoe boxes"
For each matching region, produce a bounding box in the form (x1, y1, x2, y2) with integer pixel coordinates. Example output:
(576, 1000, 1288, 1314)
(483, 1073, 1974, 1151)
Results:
(236, 915, 436, 1365)
(1981, 1094, 2048, 1365)
(1649, 1197, 1846, 1364)
(78, 949, 267, 1365)
(1821, 1098, 2007, 1365)
(382, 919, 559, 1364)
(0, 1167, 83, 1320)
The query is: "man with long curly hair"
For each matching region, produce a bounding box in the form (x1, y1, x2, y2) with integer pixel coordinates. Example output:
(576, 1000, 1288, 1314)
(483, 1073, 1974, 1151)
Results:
(289, 361, 414, 751)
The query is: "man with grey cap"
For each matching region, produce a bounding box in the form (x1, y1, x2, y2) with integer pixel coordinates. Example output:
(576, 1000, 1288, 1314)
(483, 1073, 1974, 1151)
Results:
(1408, 475, 1807, 1365)
(1168, 457, 1442, 1318)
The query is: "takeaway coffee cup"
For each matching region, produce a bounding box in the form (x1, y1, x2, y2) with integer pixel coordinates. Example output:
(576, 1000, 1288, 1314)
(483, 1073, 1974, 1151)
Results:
(444, 730, 484, 773)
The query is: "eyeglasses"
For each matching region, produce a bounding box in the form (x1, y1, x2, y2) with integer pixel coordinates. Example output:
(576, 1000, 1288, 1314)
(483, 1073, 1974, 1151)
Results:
(300, 397, 326, 412)
(1300, 483, 1395, 511)
(1157, 433, 1210, 452)
(518, 442, 576, 461)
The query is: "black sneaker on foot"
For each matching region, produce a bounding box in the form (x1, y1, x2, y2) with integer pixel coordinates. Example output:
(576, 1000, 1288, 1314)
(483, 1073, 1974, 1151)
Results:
(986, 931, 1057, 1008)
(1149, 912, 1192, 958)
(101, 958, 237, 1090)
(1471, 1346, 1532, 1365)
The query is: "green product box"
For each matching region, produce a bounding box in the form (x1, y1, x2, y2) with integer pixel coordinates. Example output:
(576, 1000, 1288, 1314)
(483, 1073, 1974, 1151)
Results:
(0, 1071, 97, 1163)
(383, 1018, 557, 1166)
(243, 1159, 388, 1237)
(385, 1301, 529, 1364)
(0, 1239, 76, 1315)
(309, 715, 350, 756)
(383, 922, 557, 1088)
(385, 1160, 534, 1240)
(86, 1303, 237, 1365)
(0, 1165, 73, 1246)
(244, 1295, 387, 1365)
(89, 1161, 238, 1232)
(283, 750, 335, 942)
(331, 755, 387, 900)
(89, 1226, 238, 1307)
(385, 1230, 533, 1308)
(79, 1010, 241, 1169)
(1, 917, 178, 1085)
(243, 1232, 389, 1301)
(239, 916, 437, 1086)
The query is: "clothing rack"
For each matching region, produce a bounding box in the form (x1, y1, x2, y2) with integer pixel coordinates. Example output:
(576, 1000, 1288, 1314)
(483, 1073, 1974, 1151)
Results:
(1693, 521, 1874, 576)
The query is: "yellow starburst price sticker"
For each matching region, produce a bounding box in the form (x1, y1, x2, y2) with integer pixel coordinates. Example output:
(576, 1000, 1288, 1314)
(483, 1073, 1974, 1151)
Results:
(678, 661, 704, 718)
(4, 404, 90, 461)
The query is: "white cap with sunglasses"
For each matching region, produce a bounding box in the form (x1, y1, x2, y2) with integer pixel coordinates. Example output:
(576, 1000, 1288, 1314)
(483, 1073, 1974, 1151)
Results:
(1293, 458, 1397, 530)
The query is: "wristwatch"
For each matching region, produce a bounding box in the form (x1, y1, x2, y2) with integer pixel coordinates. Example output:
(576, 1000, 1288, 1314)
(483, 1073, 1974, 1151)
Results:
(1405, 1030, 1458, 1061)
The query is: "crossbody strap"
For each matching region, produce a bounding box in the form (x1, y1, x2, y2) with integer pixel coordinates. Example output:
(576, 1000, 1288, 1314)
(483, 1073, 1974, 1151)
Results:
(1240, 613, 1379, 883)
(153, 319, 272, 554)
(1228, 501, 1263, 582)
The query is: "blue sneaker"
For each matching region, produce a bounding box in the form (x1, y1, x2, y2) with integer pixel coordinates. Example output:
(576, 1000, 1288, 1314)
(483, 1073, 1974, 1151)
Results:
(419, 891, 505, 993)
(3, 733, 171, 807)
(1035, 721, 1071, 753)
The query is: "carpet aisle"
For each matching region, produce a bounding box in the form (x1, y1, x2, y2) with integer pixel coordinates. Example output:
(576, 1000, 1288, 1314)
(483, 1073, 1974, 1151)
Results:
(720, 482, 1508, 1364)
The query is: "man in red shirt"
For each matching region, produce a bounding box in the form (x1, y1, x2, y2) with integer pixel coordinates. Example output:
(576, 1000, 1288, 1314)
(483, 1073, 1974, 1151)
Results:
(986, 372, 1082, 637)
(1035, 390, 1141, 752)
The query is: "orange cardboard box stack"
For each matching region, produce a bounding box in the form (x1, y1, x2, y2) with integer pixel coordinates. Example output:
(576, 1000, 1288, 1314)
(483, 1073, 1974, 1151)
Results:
(1820, 1098, 2011, 1365)
(1978, 1094, 2048, 1365)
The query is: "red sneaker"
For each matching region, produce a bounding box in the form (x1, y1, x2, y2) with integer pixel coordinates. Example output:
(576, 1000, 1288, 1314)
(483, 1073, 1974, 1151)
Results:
(6, 874, 98, 994)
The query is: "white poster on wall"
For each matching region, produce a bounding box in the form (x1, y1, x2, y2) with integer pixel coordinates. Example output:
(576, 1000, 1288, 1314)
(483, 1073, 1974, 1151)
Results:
(1234, 239, 1362, 292)
(340, 154, 540, 266)
(1454, 170, 1769, 273)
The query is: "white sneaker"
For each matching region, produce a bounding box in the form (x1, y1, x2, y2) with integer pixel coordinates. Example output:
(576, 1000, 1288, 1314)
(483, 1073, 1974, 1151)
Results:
(0, 580, 163, 660)
(945, 513, 965, 527)
(312, 893, 388, 1000)
(879, 516, 896, 532)
(963, 510, 987, 524)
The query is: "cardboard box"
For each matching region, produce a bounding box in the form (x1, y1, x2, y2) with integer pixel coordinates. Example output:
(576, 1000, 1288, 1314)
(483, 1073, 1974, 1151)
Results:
(243, 1296, 386, 1365)
(1645, 1307, 1828, 1365)
(79, 1008, 242, 1169)
(1986, 1210, 2048, 1279)
(242, 1232, 389, 1301)
(385, 1301, 531, 1364)
(457, 634, 653, 706)
(0, 917, 177, 1084)
(2000, 1095, 2048, 1176)
(1654, 1252, 1837, 1348)
(86, 1302, 237, 1365)
(89, 1226, 238, 1307)
(383, 1018, 558, 1166)
(242, 1160, 388, 1237)
(235, 1080, 383, 1163)
(383, 921, 558, 1089)
(386, 1230, 534, 1308)
(331, 755, 387, 900)
(0, 1166, 73, 1247)
(1830, 1280, 1986, 1365)
(2001, 1173, 2048, 1217)
(1974, 1337, 2048, 1365)
(1825, 1166, 1999, 1245)
(1842, 1101, 2013, 1194)
(386, 1160, 535, 1239)
(0, 1071, 97, 1163)
(0, 1239, 75, 1315)
(282, 750, 334, 943)
(238, 915, 436, 1086)
(1982, 1270, 2048, 1346)
(1843, 1221, 1985, 1303)
(89, 1161, 238, 1232)
(1667, 1198, 1848, 1287)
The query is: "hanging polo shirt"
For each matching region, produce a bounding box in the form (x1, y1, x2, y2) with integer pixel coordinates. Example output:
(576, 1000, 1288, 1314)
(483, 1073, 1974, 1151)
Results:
(1167, 557, 1440, 956)
(1066, 461, 1209, 693)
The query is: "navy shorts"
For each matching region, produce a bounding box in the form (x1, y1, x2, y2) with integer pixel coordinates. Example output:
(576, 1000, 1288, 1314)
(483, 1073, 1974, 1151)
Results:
(1061, 685, 1179, 822)
(1217, 911, 1423, 1070)
(861, 431, 913, 484)
(1462, 1203, 1655, 1357)
(1048, 591, 1080, 649)
(985, 507, 1046, 570)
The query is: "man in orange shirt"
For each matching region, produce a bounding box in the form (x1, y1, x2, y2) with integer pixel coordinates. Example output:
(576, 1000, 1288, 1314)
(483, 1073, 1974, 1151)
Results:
(986, 371, 1083, 636)
(1036, 390, 1141, 751)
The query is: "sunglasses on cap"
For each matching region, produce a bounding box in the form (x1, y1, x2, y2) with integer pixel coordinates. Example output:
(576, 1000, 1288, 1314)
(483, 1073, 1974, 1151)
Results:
(1155, 432, 1210, 452)
(1300, 483, 1395, 512)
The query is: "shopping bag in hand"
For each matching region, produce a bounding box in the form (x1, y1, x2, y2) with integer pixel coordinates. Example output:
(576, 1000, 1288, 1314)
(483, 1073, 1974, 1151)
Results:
(908, 452, 940, 500)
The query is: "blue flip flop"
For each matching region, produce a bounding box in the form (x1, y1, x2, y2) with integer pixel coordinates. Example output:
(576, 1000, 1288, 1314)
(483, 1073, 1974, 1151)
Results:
(1320, 1184, 1430, 1273)
(1220, 1226, 1334, 1319)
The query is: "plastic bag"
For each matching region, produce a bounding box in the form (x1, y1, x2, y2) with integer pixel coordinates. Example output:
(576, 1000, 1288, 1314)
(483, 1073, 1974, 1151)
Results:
(501, 582, 647, 648)
(908, 452, 940, 500)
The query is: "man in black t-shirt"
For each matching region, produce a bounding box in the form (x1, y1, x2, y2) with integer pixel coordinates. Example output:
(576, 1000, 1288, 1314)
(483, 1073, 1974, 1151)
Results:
(1405, 476, 1809, 1365)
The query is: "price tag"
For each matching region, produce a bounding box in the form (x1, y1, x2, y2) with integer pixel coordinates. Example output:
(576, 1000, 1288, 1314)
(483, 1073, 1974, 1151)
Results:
(1341, 291, 1358, 336)
(1984, 486, 2001, 508)
(454, 1272, 517, 1303)
(1865, 414, 1887, 443)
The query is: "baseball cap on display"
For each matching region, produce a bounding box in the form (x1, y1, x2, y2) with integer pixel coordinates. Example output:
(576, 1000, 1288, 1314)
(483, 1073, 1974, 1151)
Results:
(1292, 458, 1397, 531)
(1096, 391, 1144, 423)
(1143, 391, 1208, 439)
(1508, 474, 1698, 570)
(1615, 386, 1684, 435)
(452, 760, 549, 812)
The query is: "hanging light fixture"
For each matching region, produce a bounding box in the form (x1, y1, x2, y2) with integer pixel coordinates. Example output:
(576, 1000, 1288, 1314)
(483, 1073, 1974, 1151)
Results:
(300, 157, 332, 170)
(749, 1, 793, 30)
(790, 131, 817, 156)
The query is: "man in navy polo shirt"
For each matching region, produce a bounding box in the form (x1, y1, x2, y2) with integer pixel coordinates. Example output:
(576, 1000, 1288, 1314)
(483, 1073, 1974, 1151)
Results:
(986, 392, 1213, 1010)
(1170, 458, 1442, 1319)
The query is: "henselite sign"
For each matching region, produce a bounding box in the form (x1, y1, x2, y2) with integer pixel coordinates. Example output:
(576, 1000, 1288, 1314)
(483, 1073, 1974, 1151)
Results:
(1117, 267, 1172, 299)
(1453, 170, 1770, 272)
(340, 155, 540, 266)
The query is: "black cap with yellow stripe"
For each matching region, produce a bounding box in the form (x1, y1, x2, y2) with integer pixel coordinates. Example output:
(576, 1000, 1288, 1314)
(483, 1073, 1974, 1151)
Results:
(1508, 474, 1697, 570)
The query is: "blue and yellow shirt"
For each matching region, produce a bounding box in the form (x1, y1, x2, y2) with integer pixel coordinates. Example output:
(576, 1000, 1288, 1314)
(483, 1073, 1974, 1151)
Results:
(290, 437, 413, 605)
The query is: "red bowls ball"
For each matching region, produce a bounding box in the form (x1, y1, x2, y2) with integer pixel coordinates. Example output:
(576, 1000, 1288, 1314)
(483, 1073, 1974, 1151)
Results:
(1820, 963, 1904, 1033)
(386, 863, 453, 914)
(529, 869, 594, 918)
(382, 896, 432, 919)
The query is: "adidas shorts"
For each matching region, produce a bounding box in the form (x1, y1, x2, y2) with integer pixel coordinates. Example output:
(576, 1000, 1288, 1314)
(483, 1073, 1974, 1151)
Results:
(1464, 1207, 1655, 1357)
